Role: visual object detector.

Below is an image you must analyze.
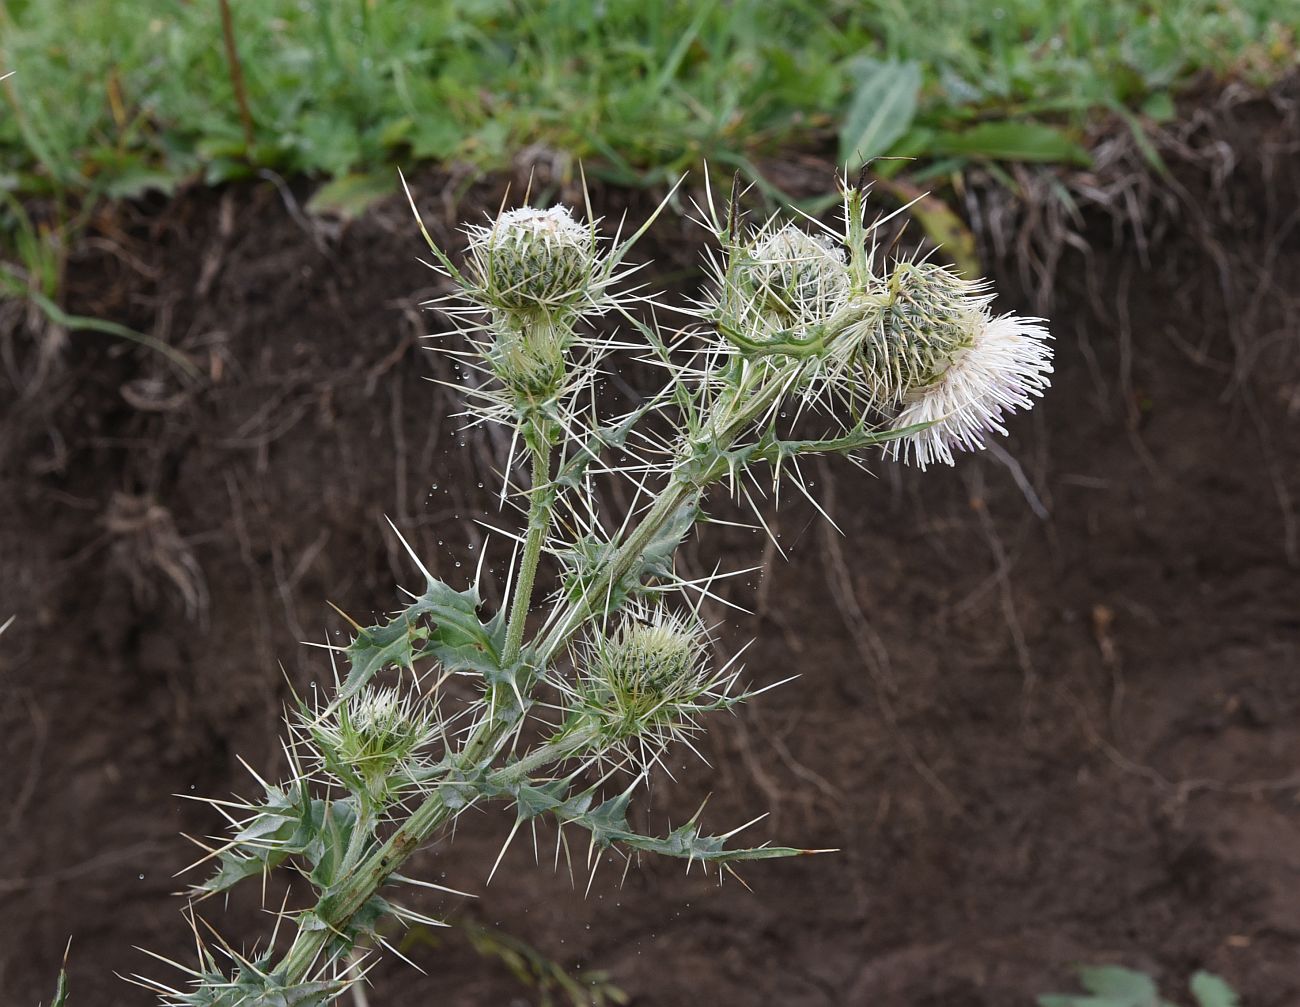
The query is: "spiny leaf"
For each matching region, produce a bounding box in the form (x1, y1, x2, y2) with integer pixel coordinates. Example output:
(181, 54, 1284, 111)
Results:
(341, 580, 503, 698)
(554, 787, 814, 865)
(198, 788, 357, 897)
(617, 819, 813, 865)
(342, 617, 428, 699)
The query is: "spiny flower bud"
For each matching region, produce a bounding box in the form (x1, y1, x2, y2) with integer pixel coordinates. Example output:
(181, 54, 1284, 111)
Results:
(572, 608, 712, 751)
(744, 225, 850, 326)
(485, 322, 568, 404)
(305, 687, 433, 804)
(846, 261, 991, 407)
(466, 205, 598, 319)
(889, 310, 1052, 469)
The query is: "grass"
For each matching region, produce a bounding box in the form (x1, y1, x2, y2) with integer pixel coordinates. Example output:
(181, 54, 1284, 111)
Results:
(0, 0, 1295, 202)
(0, 0, 1294, 366)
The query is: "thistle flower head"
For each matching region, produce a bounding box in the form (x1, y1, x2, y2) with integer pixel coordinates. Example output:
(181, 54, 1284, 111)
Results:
(424, 199, 641, 431)
(559, 605, 733, 768)
(704, 221, 852, 362)
(744, 225, 851, 326)
(303, 686, 436, 805)
(889, 311, 1053, 469)
(465, 205, 600, 321)
(844, 260, 993, 407)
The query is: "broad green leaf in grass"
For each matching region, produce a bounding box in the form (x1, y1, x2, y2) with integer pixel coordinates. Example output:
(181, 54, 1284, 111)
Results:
(1038, 965, 1162, 1007)
(1077, 965, 1159, 1002)
(839, 57, 921, 172)
(873, 125, 935, 178)
(1141, 92, 1176, 123)
(931, 121, 1092, 166)
(409, 116, 466, 161)
(306, 170, 395, 220)
(1190, 971, 1240, 1007)
(102, 166, 183, 200)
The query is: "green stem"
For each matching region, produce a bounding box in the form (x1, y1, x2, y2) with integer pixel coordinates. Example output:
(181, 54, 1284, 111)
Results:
(271, 360, 799, 988)
(502, 426, 554, 666)
(272, 724, 597, 982)
(535, 362, 789, 663)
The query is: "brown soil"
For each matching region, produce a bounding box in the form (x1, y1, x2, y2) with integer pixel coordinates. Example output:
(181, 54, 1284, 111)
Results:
(2, 83, 1299, 1006)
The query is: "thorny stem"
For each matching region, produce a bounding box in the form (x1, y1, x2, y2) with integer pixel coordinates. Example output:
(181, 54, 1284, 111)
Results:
(237, 354, 830, 990)
(502, 423, 554, 666)
(271, 724, 598, 983)
(535, 360, 791, 663)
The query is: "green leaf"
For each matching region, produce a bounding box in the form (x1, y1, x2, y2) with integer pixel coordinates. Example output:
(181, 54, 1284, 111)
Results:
(102, 166, 182, 200)
(409, 116, 466, 161)
(340, 579, 503, 698)
(1190, 971, 1239, 1007)
(930, 121, 1091, 166)
(873, 125, 935, 178)
(306, 170, 395, 220)
(307, 798, 363, 889)
(1075, 965, 1159, 1004)
(408, 580, 506, 674)
(1038, 998, 1131, 1007)
(554, 785, 818, 866)
(839, 58, 921, 171)
(1141, 92, 1176, 123)
(49, 966, 69, 1007)
(1038, 965, 1165, 1007)
(198, 784, 331, 896)
(342, 617, 429, 699)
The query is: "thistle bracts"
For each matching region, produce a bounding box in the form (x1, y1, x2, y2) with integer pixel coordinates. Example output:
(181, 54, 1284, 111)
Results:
(129, 172, 1052, 1005)
(554, 603, 743, 774)
(465, 206, 599, 322)
(703, 180, 1052, 467)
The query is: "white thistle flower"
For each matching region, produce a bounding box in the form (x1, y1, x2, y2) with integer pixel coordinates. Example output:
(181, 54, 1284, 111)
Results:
(889, 312, 1052, 469)
(465, 205, 599, 317)
(746, 225, 850, 324)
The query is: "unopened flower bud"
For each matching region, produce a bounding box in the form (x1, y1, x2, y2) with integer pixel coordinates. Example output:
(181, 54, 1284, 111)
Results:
(306, 687, 432, 803)
(744, 226, 850, 326)
(575, 609, 710, 747)
(486, 322, 569, 404)
(467, 206, 598, 319)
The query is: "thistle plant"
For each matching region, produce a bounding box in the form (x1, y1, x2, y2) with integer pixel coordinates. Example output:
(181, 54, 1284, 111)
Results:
(122, 172, 1051, 1005)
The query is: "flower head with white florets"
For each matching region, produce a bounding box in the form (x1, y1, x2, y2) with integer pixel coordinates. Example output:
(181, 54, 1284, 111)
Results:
(695, 174, 1052, 475)
(888, 310, 1053, 469)
(465, 206, 600, 322)
(404, 172, 677, 421)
